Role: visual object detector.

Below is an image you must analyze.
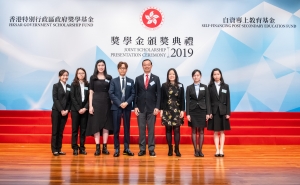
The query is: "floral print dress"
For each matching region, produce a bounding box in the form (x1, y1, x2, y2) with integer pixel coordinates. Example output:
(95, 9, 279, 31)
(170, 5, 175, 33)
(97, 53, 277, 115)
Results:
(162, 84, 183, 127)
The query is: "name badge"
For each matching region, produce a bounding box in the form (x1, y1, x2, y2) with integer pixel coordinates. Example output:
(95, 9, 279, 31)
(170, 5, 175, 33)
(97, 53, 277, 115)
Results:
(105, 79, 110, 83)
(84, 87, 88, 90)
(178, 84, 182, 88)
(222, 89, 227, 93)
(127, 82, 131, 86)
(150, 81, 155, 86)
(200, 87, 205, 91)
(66, 87, 70, 91)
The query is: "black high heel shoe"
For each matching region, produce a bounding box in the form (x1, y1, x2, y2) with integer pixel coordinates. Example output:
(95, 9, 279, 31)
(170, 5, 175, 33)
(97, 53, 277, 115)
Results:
(194, 150, 200, 157)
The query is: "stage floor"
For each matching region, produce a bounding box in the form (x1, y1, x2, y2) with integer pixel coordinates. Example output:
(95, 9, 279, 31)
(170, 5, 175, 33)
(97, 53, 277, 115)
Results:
(0, 144, 299, 185)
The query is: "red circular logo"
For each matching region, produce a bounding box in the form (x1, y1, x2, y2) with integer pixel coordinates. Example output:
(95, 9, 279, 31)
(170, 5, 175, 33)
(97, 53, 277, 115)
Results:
(140, 7, 164, 30)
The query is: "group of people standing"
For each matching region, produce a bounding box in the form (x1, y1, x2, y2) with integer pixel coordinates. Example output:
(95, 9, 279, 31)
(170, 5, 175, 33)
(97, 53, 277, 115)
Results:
(51, 59, 231, 158)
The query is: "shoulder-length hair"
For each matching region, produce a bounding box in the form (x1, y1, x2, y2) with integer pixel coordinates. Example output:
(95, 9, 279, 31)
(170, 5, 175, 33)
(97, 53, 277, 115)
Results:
(91, 59, 108, 80)
(58, 69, 69, 82)
(209, 68, 225, 85)
(73, 68, 88, 86)
(166, 68, 179, 86)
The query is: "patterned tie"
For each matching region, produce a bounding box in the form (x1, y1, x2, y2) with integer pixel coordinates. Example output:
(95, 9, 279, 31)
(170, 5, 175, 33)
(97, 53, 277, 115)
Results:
(121, 77, 125, 102)
(145, 74, 149, 89)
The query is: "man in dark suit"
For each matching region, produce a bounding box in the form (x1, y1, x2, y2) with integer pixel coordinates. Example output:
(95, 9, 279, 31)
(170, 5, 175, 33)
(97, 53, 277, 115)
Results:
(109, 61, 135, 157)
(134, 59, 161, 157)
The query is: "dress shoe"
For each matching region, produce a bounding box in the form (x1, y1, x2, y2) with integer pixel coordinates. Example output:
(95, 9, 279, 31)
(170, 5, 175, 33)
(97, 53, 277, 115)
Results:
(138, 150, 146, 156)
(194, 150, 200, 157)
(199, 151, 204, 157)
(94, 144, 101, 156)
(79, 149, 87, 155)
(174, 145, 181, 157)
(215, 153, 220, 157)
(73, 149, 78, 156)
(113, 149, 120, 157)
(58, 151, 66, 155)
(219, 154, 224, 157)
(123, 149, 134, 156)
(102, 144, 110, 155)
(149, 151, 156, 157)
(53, 152, 59, 156)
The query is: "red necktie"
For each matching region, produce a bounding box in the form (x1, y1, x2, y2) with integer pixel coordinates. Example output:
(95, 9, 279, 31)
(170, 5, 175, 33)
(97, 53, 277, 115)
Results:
(145, 74, 149, 89)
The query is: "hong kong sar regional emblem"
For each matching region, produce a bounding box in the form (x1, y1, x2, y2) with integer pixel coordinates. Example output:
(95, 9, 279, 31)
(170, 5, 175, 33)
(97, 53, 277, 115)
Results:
(140, 7, 164, 30)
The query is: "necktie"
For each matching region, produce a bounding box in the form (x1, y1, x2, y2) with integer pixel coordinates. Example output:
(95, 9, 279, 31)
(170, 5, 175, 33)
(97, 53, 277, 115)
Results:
(145, 74, 149, 89)
(121, 77, 125, 102)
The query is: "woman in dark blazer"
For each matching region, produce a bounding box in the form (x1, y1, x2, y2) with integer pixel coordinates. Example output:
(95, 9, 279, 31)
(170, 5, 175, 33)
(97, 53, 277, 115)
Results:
(51, 69, 71, 156)
(160, 68, 185, 157)
(207, 68, 231, 157)
(70, 68, 89, 155)
(186, 69, 211, 157)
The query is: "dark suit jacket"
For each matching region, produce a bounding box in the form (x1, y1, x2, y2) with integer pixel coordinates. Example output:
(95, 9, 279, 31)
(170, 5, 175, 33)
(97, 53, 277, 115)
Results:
(52, 82, 71, 111)
(70, 82, 89, 111)
(160, 82, 185, 111)
(186, 83, 211, 115)
(208, 83, 230, 115)
(134, 73, 161, 113)
(109, 76, 135, 111)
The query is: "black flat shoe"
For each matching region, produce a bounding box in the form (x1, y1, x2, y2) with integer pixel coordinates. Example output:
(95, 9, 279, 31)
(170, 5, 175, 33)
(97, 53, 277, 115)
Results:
(58, 151, 66, 155)
(219, 154, 224, 157)
(149, 151, 156, 157)
(53, 152, 59, 156)
(79, 150, 87, 155)
(123, 149, 134, 156)
(199, 152, 204, 157)
(215, 154, 220, 157)
(73, 149, 78, 156)
(194, 151, 200, 157)
(138, 150, 146, 156)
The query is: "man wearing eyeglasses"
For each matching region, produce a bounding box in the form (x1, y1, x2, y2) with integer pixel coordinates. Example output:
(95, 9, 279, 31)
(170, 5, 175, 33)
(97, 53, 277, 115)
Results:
(109, 61, 135, 157)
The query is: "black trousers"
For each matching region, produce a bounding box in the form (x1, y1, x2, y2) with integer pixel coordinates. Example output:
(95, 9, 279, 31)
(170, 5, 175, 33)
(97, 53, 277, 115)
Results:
(71, 111, 88, 150)
(51, 110, 68, 153)
(112, 108, 131, 150)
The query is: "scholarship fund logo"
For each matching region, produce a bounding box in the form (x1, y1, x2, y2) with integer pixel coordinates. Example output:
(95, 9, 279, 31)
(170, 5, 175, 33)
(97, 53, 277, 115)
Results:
(140, 7, 164, 30)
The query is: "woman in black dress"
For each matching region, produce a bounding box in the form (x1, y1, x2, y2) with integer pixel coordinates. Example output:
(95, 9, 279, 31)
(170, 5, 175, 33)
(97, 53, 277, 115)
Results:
(86, 59, 113, 156)
(160, 68, 185, 157)
(186, 69, 211, 157)
(208, 68, 231, 157)
(51, 69, 71, 156)
(70, 68, 89, 155)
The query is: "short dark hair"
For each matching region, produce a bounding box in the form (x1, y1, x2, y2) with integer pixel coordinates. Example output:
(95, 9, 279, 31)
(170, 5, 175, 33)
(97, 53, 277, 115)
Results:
(142, 59, 152, 65)
(117, 61, 128, 69)
(191, 69, 202, 77)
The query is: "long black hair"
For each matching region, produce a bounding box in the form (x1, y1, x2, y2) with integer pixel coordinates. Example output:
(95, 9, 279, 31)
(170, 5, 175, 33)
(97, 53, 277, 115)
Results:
(91, 59, 108, 80)
(209, 68, 225, 85)
(166, 68, 179, 86)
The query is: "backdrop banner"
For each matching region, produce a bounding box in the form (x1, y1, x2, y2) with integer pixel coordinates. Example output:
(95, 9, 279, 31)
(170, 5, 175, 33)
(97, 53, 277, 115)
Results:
(0, 0, 299, 111)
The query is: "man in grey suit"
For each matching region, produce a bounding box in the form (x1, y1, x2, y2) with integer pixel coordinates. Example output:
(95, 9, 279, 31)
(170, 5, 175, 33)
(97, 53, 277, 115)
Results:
(134, 59, 161, 156)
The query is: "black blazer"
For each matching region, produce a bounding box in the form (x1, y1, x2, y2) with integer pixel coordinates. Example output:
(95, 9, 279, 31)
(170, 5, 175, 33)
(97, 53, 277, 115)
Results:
(52, 82, 71, 111)
(134, 73, 161, 113)
(70, 82, 89, 111)
(208, 83, 230, 115)
(160, 82, 185, 111)
(109, 76, 135, 111)
(186, 83, 211, 115)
